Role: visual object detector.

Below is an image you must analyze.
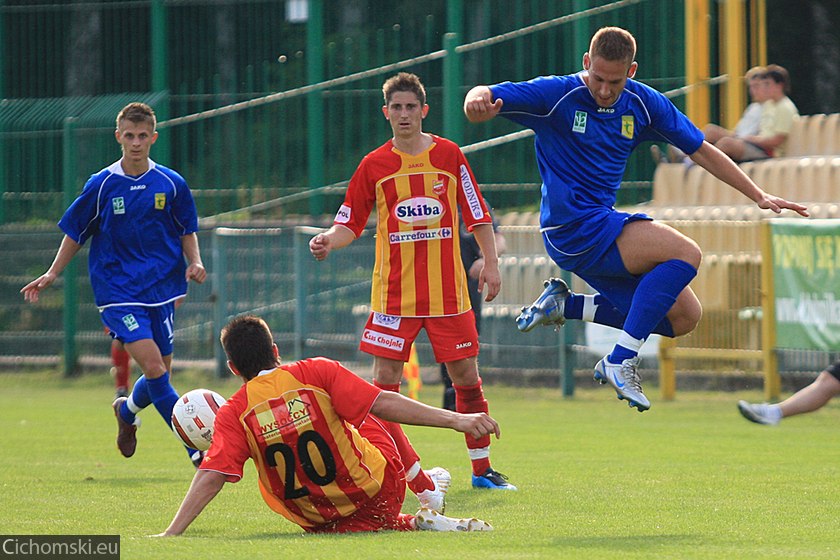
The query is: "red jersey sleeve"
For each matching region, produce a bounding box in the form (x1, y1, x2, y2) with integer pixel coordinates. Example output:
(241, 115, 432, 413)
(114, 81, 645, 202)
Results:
(453, 146, 491, 232)
(198, 389, 251, 482)
(333, 153, 378, 238)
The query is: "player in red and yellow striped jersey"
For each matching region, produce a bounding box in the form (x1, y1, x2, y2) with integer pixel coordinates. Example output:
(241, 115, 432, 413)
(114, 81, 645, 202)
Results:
(157, 316, 497, 535)
(310, 73, 516, 491)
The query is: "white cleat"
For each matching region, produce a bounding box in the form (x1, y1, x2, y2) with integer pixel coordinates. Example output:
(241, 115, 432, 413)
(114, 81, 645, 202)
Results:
(414, 508, 493, 532)
(593, 356, 650, 412)
(416, 467, 451, 513)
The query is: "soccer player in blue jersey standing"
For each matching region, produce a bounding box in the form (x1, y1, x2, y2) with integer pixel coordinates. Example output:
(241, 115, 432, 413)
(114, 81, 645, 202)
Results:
(21, 102, 207, 464)
(464, 27, 808, 411)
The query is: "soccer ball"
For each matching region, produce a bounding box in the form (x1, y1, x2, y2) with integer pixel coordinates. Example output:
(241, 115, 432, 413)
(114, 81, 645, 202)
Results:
(171, 389, 226, 451)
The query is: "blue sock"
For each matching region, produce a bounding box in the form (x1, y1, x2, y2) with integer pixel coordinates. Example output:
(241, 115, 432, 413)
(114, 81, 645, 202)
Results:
(129, 375, 153, 408)
(565, 293, 628, 330)
(623, 259, 697, 341)
(146, 372, 180, 429)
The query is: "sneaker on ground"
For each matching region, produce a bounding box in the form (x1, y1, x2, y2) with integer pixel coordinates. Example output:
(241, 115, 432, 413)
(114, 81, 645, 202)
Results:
(515, 277, 571, 332)
(416, 467, 451, 513)
(471, 467, 517, 490)
(414, 508, 493, 532)
(737, 400, 781, 426)
(112, 397, 139, 457)
(593, 356, 650, 412)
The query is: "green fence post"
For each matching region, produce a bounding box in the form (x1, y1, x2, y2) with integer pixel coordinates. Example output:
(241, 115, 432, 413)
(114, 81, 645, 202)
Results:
(212, 229, 227, 378)
(150, 0, 170, 163)
(293, 227, 308, 359)
(306, 0, 324, 216)
(561, 268, 575, 397)
(63, 117, 79, 377)
(442, 33, 463, 145)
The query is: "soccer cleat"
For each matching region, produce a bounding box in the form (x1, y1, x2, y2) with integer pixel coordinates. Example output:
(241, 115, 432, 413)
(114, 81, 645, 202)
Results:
(593, 356, 650, 412)
(416, 467, 451, 513)
(516, 277, 571, 332)
(112, 397, 139, 457)
(737, 400, 781, 426)
(190, 450, 205, 469)
(414, 508, 493, 532)
(471, 468, 517, 490)
(115, 387, 129, 399)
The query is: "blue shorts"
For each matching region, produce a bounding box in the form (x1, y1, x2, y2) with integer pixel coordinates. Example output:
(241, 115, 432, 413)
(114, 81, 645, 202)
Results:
(100, 303, 177, 357)
(542, 210, 652, 315)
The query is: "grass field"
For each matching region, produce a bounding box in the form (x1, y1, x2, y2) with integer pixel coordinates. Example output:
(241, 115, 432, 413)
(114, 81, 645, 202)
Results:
(1, 369, 838, 559)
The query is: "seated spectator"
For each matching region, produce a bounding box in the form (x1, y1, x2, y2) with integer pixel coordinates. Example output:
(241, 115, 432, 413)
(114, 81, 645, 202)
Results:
(715, 64, 798, 161)
(653, 65, 798, 164)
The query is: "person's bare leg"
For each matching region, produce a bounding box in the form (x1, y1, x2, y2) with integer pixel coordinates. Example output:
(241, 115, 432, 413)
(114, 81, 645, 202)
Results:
(778, 371, 840, 419)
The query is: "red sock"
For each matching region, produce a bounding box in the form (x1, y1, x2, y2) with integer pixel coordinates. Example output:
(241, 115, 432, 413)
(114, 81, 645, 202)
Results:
(372, 380, 433, 493)
(112, 344, 130, 391)
(454, 379, 491, 475)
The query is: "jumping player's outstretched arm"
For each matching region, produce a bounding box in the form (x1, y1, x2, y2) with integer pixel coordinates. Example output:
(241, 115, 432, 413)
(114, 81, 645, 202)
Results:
(689, 141, 809, 217)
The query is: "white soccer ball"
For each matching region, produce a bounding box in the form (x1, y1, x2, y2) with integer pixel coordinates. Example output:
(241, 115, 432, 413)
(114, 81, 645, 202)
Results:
(171, 388, 226, 451)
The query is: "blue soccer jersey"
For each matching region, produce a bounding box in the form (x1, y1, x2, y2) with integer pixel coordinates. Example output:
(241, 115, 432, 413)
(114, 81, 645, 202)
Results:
(491, 73, 704, 231)
(58, 159, 199, 308)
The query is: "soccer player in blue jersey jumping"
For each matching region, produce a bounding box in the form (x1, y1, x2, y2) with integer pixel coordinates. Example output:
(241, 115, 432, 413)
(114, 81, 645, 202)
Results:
(464, 27, 808, 411)
(21, 102, 207, 464)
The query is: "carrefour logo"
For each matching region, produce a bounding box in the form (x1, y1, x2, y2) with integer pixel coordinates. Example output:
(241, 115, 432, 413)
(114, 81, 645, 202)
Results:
(393, 196, 444, 225)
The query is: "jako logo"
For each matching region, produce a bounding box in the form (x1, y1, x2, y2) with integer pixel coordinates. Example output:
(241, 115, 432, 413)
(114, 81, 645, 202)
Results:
(455, 341, 473, 349)
(393, 196, 444, 225)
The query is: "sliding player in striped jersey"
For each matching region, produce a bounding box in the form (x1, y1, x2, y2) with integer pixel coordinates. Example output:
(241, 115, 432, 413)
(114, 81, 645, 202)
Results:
(310, 73, 515, 491)
(157, 316, 496, 535)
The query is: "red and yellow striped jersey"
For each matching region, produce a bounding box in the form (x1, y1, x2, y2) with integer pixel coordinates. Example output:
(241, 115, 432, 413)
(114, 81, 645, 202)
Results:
(201, 357, 397, 528)
(334, 135, 492, 317)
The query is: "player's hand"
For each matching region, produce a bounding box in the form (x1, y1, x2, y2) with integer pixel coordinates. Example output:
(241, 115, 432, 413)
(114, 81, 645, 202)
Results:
(186, 263, 207, 284)
(464, 87, 503, 123)
(477, 262, 501, 302)
(453, 412, 501, 440)
(20, 272, 57, 303)
(756, 194, 809, 217)
(309, 233, 332, 261)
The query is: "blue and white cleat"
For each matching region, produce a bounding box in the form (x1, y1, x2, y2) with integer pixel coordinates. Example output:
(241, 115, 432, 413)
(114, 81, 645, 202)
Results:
(516, 277, 571, 332)
(593, 356, 650, 412)
(472, 468, 517, 490)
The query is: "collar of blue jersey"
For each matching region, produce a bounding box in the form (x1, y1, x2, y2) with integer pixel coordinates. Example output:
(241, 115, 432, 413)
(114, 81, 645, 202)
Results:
(106, 158, 158, 178)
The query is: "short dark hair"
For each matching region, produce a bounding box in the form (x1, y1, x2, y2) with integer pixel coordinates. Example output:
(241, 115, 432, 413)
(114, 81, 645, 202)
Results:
(589, 27, 636, 66)
(382, 72, 426, 106)
(116, 102, 156, 130)
(764, 64, 790, 94)
(220, 315, 279, 380)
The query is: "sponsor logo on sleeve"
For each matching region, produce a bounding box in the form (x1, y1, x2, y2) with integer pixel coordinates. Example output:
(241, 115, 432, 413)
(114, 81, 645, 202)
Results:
(459, 164, 484, 220)
(335, 204, 351, 224)
(372, 313, 401, 330)
(362, 329, 406, 352)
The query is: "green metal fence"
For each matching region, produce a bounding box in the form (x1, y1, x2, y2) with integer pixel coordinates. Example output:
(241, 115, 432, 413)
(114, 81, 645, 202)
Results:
(1, 0, 689, 225)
